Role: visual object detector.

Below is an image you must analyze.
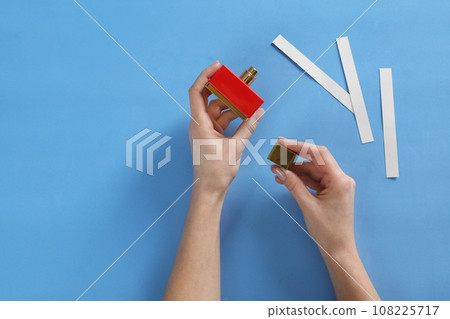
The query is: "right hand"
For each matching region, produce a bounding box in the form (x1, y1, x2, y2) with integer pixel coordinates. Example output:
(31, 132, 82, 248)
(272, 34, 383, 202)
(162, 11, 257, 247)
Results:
(270, 137, 357, 258)
(188, 61, 265, 195)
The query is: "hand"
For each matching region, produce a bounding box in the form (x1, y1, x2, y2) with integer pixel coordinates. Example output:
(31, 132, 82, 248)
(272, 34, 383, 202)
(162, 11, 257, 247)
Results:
(188, 61, 265, 194)
(270, 137, 357, 258)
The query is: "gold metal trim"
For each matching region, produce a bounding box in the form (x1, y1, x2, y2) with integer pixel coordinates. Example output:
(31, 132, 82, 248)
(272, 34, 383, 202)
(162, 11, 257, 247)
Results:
(267, 144, 297, 169)
(205, 82, 248, 121)
(239, 66, 258, 85)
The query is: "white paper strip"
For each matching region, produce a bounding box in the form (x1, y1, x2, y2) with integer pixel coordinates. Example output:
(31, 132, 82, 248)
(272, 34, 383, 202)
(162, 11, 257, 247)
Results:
(380, 68, 399, 178)
(273, 35, 353, 113)
(336, 37, 374, 144)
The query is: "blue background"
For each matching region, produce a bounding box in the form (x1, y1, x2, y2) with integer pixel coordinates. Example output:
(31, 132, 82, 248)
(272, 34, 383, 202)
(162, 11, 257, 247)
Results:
(0, 0, 449, 301)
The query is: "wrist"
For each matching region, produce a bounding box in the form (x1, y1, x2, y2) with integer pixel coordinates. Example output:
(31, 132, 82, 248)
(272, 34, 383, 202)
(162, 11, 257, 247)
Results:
(320, 242, 360, 267)
(190, 181, 227, 216)
(193, 178, 230, 199)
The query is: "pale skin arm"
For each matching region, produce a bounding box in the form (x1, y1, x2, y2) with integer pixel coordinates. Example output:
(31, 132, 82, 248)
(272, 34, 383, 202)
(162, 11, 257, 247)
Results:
(163, 186, 225, 300)
(164, 62, 378, 301)
(271, 137, 380, 301)
(163, 62, 264, 300)
(322, 247, 379, 301)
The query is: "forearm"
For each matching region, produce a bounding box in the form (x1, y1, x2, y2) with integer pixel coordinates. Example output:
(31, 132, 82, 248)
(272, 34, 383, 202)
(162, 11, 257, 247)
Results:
(163, 184, 226, 300)
(321, 247, 380, 301)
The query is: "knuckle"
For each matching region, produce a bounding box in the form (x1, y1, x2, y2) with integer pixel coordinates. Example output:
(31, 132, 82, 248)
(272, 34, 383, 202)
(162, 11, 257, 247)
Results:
(348, 177, 356, 188)
(318, 145, 328, 153)
(285, 178, 297, 193)
(245, 122, 256, 135)
(188, 85, 198, 95)
(337, 175, 355, 190)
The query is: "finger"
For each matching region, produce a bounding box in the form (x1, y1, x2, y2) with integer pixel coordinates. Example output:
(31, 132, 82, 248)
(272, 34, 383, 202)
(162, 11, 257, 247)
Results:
(278, 137, 342, 175)
(211, 120, 225, 135)
(289, 161, 324, 182)
(207, 99, 228, 119)
(271, 165, 316, 205)
(233, 108, 265, 153)
(189, 61, 221, 120)
(298, 175, 323, 192)
(216, 110, 238, 130)
(272, 165, 321, 191)
(277, 137, 320, 163)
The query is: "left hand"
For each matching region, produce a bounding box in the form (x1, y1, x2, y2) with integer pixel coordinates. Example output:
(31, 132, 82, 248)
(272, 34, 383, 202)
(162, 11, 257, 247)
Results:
(188, 61, 265, 194)
(271, 137, 357, 257)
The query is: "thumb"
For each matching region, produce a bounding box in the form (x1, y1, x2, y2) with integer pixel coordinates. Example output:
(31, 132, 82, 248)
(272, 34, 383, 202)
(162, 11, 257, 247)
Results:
(233, 108, 264, 140)
(233, 108, 264, 154)
(272, 166, 315, 207)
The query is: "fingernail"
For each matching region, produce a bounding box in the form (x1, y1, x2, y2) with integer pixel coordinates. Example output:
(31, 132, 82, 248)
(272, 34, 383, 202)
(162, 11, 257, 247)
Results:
(214, 61, 220, 66)
(274, 167, 286, 182)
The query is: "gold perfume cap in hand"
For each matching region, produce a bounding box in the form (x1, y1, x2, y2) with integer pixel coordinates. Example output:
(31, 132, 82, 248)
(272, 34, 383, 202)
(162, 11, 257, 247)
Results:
(240, 66, 258, 85)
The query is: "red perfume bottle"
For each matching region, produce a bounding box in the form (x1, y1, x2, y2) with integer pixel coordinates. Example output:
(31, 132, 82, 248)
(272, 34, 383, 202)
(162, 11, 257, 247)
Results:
(205, 65, 264, 120)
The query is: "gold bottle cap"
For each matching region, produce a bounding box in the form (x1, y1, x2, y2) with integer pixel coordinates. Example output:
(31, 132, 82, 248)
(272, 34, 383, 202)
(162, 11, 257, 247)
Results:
(267, 144, 297, 169)
(240, 66, 258, 85)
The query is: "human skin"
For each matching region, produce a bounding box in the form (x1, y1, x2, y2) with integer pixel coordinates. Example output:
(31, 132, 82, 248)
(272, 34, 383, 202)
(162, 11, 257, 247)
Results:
(164, 62, 380, 301)
(271, 137, 380, 301)
(163, 61, 264, 300)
